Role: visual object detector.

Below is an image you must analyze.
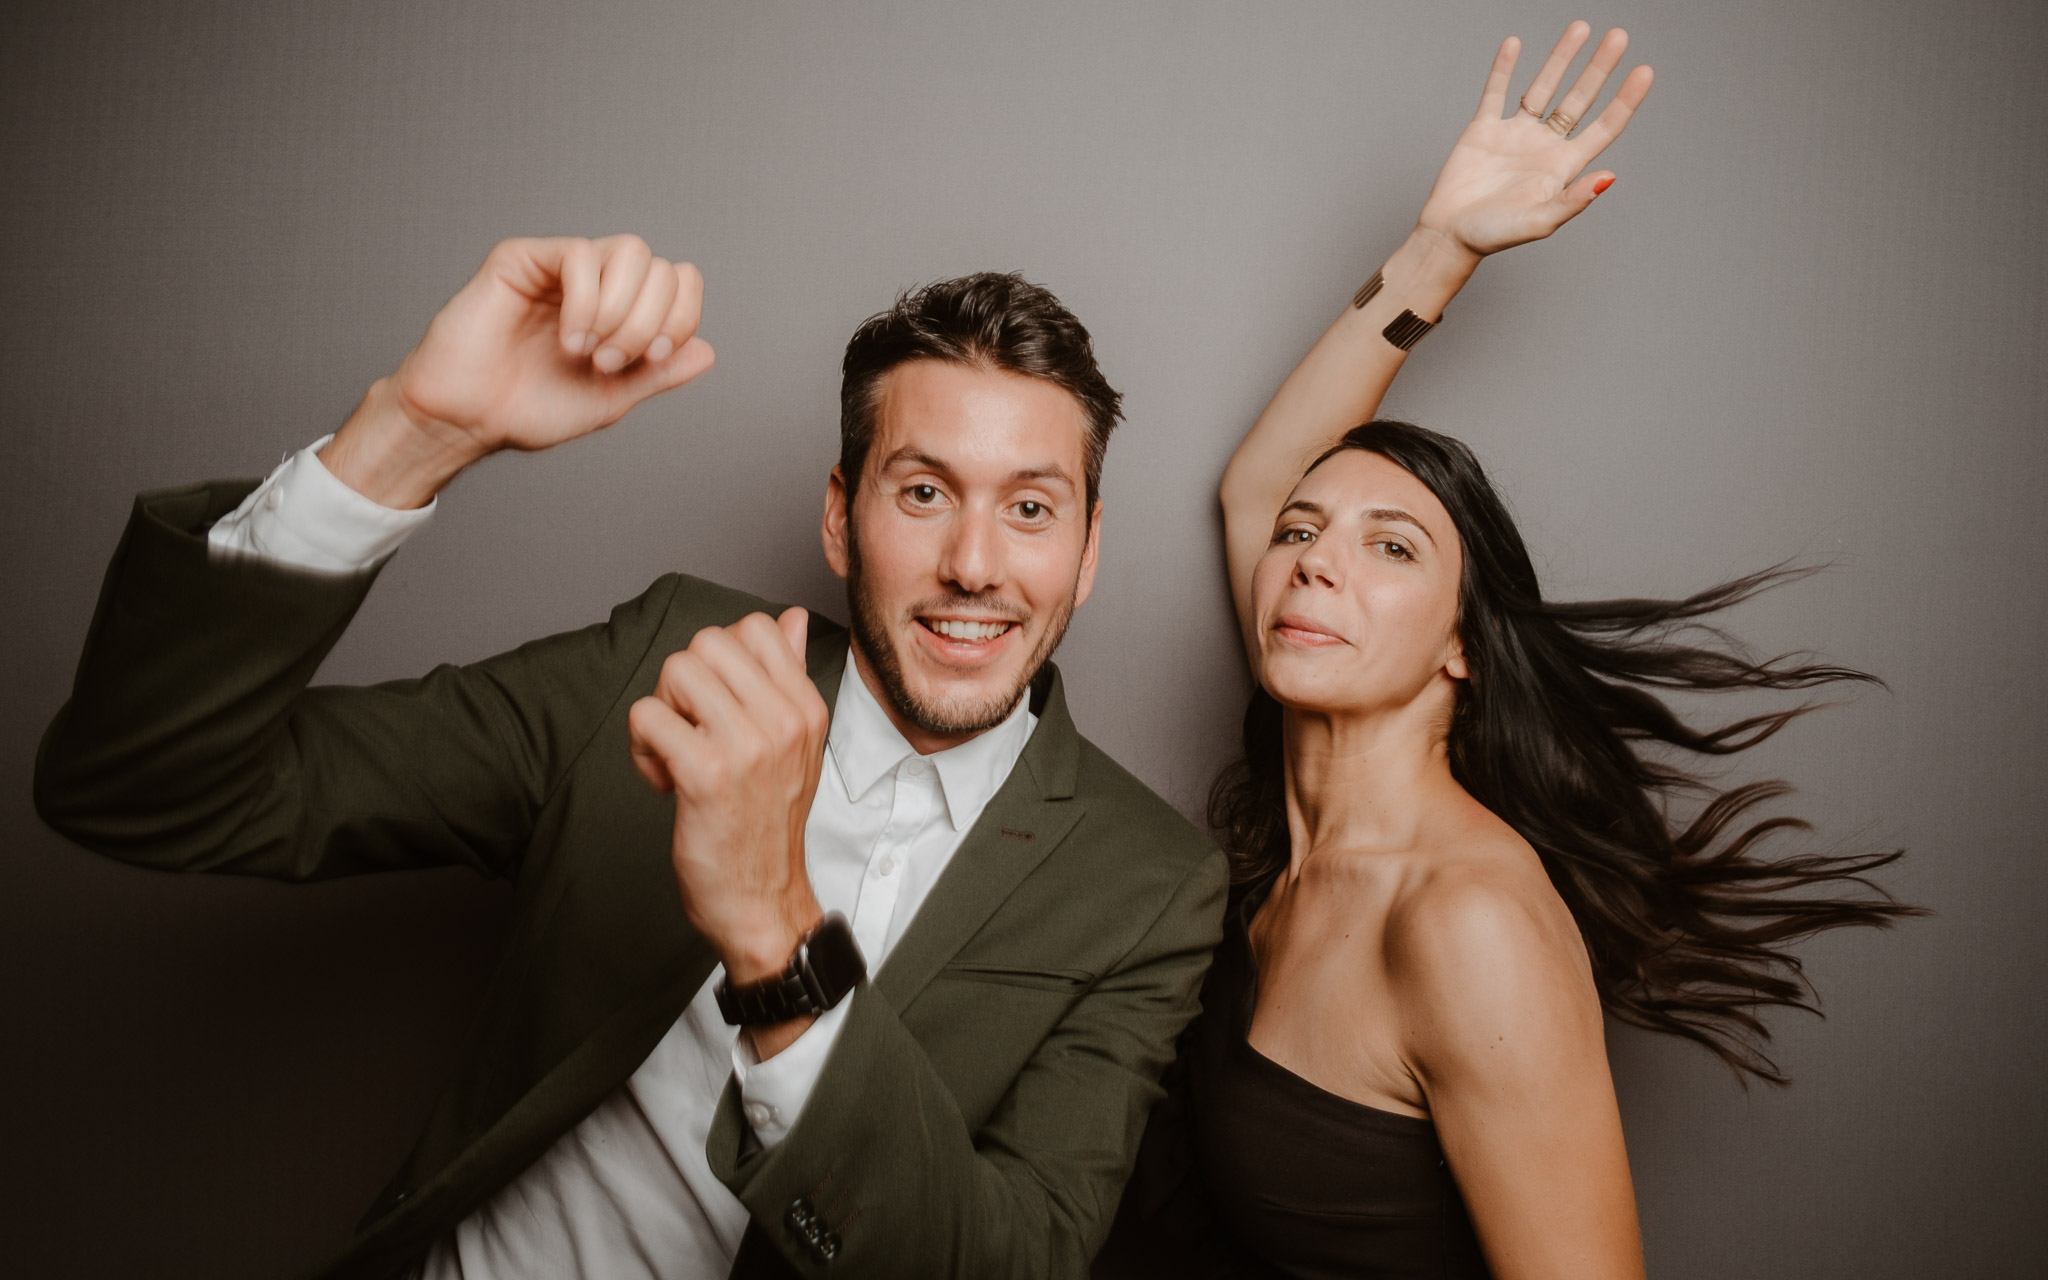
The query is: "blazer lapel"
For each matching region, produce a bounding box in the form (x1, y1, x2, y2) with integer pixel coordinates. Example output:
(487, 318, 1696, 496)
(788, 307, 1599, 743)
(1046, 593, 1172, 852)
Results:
(874, 663, 1085, 1011)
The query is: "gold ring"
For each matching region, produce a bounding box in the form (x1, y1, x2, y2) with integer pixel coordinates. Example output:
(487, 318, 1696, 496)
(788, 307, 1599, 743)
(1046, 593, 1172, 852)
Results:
(1517, 94, 1544, 119)
(1545, 110, 1578, 136)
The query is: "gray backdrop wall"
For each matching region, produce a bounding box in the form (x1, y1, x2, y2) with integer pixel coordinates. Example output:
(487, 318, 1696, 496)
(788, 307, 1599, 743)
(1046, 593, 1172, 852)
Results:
(4, 0, 2042, 1275)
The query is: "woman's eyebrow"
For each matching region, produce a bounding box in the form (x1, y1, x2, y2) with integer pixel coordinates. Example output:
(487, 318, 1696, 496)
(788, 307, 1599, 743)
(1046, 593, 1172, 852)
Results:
(1362, 506, 1435, 544)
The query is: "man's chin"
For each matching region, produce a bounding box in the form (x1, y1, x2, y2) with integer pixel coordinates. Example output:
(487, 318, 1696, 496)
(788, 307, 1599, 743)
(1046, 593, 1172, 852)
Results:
(886, 648, 1035, 737)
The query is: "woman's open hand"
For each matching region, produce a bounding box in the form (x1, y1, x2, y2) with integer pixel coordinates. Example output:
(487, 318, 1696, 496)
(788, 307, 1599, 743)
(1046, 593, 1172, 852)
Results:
(1416, 22, 1654, 259)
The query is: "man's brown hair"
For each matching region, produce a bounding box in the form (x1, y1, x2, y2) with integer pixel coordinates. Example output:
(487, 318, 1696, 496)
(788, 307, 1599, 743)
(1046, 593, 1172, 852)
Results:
(839, 272, 1123, 509)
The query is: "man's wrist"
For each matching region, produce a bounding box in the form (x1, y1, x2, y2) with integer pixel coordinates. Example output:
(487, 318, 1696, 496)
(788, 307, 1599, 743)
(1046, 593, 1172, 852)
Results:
(715, 895, 827, 985)
(717, 894, 831, 1062)
(317, 378, 489, 511)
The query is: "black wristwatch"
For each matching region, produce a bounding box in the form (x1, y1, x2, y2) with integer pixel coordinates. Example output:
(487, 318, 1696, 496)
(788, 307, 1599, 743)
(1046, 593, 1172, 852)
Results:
(715, 912, 867, 1026)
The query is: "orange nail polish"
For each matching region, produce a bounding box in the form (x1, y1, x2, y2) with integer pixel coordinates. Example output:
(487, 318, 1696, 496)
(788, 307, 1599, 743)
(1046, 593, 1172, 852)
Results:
(1593, 176, 1615, 195)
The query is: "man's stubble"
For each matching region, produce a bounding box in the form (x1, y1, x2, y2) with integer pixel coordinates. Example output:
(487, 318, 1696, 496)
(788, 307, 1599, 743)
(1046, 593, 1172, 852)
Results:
(844, 511, 1078, 738)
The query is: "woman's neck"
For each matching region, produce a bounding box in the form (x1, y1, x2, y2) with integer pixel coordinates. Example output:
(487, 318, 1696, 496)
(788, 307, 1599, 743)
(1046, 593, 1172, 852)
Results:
(1280, 691, 1461, 876)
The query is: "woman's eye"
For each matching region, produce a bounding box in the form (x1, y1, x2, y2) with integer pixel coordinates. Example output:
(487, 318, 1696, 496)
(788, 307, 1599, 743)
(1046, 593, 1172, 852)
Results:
(1375, 539, 1414, 560)
(1276, 527, 1315, 545)
(910, 485, 939, 504)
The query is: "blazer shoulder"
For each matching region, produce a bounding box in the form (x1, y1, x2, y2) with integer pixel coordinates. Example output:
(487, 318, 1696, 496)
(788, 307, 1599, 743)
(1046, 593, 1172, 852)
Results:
(646, 573, 850, 647)
(1069, 734, 1217, 870)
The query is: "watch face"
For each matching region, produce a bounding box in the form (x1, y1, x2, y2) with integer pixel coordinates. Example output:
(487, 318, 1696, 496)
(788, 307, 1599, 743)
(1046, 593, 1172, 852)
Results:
(806, 913, 868, 1005)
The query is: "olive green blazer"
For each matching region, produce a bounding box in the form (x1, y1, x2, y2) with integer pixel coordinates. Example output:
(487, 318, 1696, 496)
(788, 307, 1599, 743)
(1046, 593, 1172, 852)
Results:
(35, 480, 1227, 1280)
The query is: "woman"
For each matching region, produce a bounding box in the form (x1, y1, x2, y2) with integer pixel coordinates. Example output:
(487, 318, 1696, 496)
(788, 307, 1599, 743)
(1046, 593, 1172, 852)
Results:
(1097, 23, 1915, 1280)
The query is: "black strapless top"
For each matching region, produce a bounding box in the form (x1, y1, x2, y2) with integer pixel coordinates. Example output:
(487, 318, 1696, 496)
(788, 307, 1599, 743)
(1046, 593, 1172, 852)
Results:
(1095, 891, 1492, 1280)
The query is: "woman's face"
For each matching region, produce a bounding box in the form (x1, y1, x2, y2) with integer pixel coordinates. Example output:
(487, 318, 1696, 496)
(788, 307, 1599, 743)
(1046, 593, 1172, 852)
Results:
(1250, 449, 1468, 719)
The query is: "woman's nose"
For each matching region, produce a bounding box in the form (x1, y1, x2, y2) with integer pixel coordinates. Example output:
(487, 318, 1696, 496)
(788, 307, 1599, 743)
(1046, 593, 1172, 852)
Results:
(1293, 540, 1341, 590)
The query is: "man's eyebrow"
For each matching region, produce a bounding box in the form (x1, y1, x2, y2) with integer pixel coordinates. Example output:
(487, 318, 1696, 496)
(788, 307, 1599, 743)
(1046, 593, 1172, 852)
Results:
(877, 449, 1077, 490)
(877, 447, 954, 474)
(1007, 463, 1077, 489)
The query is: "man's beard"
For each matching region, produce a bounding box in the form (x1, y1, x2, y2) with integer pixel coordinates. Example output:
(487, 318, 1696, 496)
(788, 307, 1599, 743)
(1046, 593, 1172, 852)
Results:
(845, 520, 1077, 738)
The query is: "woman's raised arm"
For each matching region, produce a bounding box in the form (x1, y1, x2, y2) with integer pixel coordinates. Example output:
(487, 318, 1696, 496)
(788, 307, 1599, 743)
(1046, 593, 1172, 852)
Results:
(1221, 22, 1654, 653)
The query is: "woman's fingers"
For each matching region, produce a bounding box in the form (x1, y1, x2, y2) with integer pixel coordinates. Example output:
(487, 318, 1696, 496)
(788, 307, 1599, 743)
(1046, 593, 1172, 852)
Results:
(1571, 64, 1655, 160)
(1547, 27, 1629, 135)
(1518, 20, 1592, 118)
(1476, 36, 1521, 119)
(1560, 169, 1616, 212)
(588, 235, 654, 370)
(596, 258, 680, 373)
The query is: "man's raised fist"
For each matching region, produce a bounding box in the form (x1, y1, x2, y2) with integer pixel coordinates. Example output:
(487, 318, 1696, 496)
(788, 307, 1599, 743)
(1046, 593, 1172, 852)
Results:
(320, 235, 715, 509)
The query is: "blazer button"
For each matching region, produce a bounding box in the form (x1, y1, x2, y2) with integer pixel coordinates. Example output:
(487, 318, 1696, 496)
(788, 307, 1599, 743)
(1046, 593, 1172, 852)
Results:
(786, 1197, 819, 1234)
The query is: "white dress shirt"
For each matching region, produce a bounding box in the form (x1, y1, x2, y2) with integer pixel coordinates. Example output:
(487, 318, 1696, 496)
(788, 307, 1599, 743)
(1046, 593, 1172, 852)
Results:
(211, 441, 1038, 1279)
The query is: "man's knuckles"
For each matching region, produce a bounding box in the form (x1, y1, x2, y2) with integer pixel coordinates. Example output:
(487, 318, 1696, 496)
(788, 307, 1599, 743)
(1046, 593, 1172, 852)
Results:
(601, 232, 651, 260)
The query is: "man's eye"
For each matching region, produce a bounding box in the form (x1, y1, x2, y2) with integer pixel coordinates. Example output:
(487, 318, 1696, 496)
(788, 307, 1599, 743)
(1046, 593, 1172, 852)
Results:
(1017, 501, 1045, 519)
(910, 485, 939, 503)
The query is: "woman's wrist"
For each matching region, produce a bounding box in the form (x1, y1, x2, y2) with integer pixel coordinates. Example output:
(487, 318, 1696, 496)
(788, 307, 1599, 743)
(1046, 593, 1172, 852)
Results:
(1380, 226, 1483, 321)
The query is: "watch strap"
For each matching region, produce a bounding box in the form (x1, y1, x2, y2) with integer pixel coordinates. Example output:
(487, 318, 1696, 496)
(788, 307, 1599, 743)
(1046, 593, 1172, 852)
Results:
(715, 912, 867, 1026)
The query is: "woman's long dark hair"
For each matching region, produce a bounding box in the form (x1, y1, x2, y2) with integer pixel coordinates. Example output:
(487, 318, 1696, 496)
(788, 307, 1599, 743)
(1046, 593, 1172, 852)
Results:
(1210, 420, 1920, 1084)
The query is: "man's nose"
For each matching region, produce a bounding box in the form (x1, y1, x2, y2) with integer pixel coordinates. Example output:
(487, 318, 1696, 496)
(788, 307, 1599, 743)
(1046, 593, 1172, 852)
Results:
(938, 506, 1002, 595)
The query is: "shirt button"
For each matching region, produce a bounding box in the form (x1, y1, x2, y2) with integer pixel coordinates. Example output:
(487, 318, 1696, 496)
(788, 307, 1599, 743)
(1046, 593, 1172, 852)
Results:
(878, 855, 897, 877)
(903, 756, 929, 776)
(263, 486, 284, 511)
(745, 1101, 775, 1128)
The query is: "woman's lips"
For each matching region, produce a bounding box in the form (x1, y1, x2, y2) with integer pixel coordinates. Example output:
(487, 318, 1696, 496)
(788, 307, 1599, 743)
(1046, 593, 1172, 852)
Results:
(1272, 614, 1346, 647)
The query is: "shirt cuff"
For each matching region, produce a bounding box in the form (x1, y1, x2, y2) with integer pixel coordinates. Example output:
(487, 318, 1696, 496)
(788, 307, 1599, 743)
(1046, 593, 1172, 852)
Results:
(729, 990, 856, 1150)
(207, 434, 435, 573)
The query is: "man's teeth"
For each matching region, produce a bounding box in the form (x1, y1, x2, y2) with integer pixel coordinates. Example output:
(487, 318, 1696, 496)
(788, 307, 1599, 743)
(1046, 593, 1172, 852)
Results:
(929, 619, 1012, 641)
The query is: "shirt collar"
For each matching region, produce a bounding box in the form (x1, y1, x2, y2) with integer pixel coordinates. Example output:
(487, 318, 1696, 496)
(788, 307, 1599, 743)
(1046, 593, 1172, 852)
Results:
(827, 646, 1038, 832)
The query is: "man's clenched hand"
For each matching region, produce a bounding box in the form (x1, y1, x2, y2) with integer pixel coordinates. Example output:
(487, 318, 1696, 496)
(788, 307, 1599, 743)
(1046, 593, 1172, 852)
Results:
(628, 607, 831, 1055)
(320, 235, 715, 509)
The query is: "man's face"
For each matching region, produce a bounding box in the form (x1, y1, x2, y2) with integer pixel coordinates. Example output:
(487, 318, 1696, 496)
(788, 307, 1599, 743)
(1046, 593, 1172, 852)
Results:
(823, 359, 1101, 753)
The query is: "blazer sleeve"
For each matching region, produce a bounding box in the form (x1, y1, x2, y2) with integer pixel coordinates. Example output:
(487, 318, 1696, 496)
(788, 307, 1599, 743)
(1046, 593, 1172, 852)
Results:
(34, 479, 676, 882)
(706, 846, 1230, 1279)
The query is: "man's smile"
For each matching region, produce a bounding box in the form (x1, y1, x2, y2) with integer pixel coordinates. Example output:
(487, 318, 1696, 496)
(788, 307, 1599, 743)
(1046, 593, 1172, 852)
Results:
(911, 614, 1023, 666)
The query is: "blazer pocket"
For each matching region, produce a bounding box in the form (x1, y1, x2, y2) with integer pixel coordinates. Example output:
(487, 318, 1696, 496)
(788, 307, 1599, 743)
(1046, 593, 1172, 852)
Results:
(938, 962, 1096, 993)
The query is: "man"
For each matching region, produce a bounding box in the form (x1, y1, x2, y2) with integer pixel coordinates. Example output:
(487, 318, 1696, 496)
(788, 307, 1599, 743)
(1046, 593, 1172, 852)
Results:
(35, 235, 1225, 1279)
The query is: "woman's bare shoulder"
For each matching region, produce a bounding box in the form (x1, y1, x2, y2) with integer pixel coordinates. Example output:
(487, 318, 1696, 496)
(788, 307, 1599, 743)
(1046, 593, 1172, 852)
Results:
(1380, 810, 1603, 1084)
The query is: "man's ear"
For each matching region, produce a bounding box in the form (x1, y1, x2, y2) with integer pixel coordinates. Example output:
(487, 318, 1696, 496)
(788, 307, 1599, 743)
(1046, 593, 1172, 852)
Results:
(1071, 500, 1103, 609)
(822, 465, 852, 580)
